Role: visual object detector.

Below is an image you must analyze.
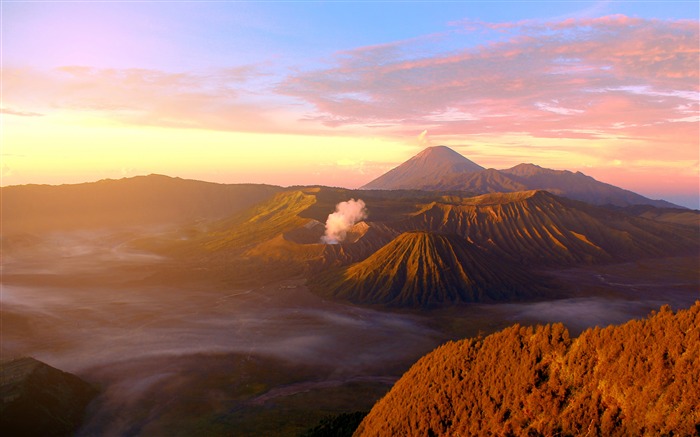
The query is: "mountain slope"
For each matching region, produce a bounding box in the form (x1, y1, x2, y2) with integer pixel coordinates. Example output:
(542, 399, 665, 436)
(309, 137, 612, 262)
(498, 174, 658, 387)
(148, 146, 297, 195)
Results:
(422, 167, 528, 193)
(310, 231, 554, 307)
(396, 190, 697, 265)
(500, 163, 678, 207)
(355, 302, 700, 436)
(361, 146, 484, 190)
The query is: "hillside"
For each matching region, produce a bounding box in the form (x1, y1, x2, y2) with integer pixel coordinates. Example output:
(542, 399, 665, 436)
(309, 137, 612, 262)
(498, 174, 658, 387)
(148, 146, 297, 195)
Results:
(362, 146, 679, 208)
(355, 302, 700, 436)
(607, 204, 700, 228)
(395, 190, 697, 265)
(0, 175, 281, 233)
(310, 231, 554, 307)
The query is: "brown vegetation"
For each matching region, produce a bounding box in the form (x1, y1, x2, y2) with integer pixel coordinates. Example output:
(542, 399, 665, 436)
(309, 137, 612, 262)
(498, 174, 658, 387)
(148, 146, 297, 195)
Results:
(355, 302, 700, 436)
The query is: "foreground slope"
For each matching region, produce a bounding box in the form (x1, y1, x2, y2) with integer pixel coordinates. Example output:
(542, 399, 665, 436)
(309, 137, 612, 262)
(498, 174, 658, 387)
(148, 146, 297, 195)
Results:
(355, 302, 700, 437)
(310, 231, 553, 307)
(1, 357, 98, 437)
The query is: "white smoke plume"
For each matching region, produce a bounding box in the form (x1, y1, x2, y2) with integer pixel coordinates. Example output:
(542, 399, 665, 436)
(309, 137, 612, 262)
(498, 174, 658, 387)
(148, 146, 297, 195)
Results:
(417, 129, 432, 148)
(321, 199, 367, 244)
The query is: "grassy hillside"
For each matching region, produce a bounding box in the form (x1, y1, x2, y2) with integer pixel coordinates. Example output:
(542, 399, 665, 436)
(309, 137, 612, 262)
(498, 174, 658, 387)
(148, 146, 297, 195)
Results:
(355, 302, 700, 436)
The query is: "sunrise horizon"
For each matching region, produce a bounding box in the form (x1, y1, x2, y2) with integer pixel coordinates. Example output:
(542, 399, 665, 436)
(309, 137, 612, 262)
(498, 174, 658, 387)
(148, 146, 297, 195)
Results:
(2, 1, 698, 208)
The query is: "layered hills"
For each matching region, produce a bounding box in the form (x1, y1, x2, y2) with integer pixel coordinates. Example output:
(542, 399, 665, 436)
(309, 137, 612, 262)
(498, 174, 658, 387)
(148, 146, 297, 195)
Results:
(1, 174, 281, 233)
(5, 175, 697, 307)
(310, 231, 554, 308)
(362, 146, 678, 208)
(355, 302, 700, 436)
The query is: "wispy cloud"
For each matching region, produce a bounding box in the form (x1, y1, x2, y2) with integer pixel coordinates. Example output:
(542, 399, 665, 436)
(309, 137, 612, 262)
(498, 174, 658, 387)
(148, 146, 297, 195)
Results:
(279, 15, 698, 145)
(1, 107, 44, 117)
(3, 64, 296, 133)
(3, 14, 697, 166)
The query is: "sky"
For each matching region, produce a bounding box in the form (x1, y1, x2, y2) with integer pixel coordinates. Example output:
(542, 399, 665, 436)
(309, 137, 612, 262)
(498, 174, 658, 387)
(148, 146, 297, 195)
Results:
(2, 1, 699, 208)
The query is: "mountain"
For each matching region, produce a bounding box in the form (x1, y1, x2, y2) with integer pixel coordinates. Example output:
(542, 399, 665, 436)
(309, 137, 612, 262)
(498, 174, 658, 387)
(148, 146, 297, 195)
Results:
(362, 146, 679, 208)
(499, 163, 678, 208)
(395, 190, 697, 266)
(132, 185, 696, 291)
(361, 146, 484, 190)
(355, 302, 700, 436)
(1, 174, 281, 233)
(1, 357, 98, 437)
(309, 231, 555, 308)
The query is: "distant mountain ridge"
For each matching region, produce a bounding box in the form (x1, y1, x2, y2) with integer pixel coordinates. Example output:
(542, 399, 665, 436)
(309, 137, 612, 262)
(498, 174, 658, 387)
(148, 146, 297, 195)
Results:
(1, 174, 281, 233)
(361, 146, 679, 208)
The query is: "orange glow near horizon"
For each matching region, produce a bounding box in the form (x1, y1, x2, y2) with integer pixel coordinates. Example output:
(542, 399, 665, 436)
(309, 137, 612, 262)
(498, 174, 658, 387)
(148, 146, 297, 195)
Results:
(1, 112, 410, 188)
(4, 110, 696, 206)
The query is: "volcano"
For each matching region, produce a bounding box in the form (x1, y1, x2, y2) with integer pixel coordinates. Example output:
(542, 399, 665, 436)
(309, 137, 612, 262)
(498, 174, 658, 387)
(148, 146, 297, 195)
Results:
(361, 146, 484, 190)
(310, 231, 553, 308)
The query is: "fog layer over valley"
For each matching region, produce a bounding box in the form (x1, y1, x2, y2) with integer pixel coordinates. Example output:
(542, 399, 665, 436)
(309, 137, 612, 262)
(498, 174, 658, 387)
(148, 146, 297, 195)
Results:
(3, 226, 697, 435)
(2, 229, 440, 434)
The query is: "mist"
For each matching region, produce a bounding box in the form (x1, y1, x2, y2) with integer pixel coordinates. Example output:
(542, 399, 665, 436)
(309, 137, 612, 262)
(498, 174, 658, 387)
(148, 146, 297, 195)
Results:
(3, 228, 697, 435)
(2, 229, 439, 434)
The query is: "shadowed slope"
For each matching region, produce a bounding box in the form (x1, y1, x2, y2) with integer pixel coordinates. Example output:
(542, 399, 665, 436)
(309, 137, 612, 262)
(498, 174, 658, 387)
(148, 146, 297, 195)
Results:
(310, 231, 553, 308)
(607, 204, 700, 227)
(1, 357, 98, 437)
(355, 302, 700, 437)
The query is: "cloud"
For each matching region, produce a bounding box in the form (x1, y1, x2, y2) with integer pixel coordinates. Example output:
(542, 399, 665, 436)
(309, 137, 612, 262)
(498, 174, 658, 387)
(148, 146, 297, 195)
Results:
(2, 65, 297, 134)
(279, 15, 698, 146)
(1, 107, 44, 117)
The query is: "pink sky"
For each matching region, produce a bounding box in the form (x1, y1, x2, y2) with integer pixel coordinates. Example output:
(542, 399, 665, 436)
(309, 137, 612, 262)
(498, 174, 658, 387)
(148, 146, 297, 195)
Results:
(2, 5, 699, 207)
